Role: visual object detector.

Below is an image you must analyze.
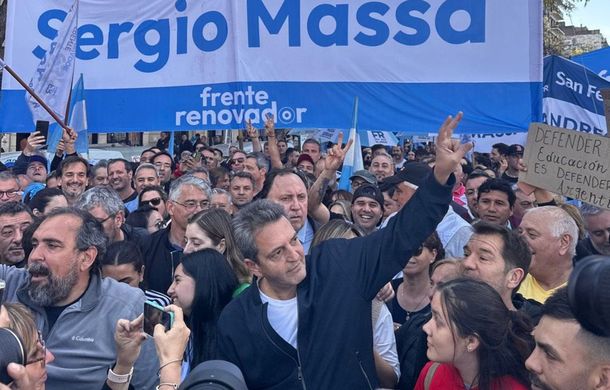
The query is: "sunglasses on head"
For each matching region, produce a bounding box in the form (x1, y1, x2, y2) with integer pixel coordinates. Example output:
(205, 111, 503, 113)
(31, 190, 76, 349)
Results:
(142, 197, 162, 207)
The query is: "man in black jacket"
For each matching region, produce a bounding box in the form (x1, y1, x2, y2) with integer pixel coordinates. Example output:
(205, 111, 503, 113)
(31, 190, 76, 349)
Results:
(141, 175, 211, 294)
(218, 113, 472, 389)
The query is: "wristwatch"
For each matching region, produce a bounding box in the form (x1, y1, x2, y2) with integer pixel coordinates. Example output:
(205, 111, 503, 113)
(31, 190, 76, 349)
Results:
(107, 366, 133, 383)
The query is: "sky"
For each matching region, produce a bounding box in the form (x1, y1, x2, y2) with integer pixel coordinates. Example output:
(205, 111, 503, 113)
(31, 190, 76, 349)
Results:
(568, 0, 610, 41)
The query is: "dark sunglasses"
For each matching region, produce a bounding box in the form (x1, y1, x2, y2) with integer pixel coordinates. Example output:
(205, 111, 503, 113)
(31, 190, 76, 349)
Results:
(141, 197, 162, 207)
(412, 246, 424, 257)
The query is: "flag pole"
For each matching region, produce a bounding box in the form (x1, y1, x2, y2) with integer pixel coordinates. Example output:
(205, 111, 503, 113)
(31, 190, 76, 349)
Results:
(0, 58, 73, 136)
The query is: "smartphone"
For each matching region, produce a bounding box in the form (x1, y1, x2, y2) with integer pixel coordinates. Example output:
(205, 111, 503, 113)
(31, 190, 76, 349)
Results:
(143, 301, 173, 337)
(192, 150, 201, 162)
(35, 120, 49, 143)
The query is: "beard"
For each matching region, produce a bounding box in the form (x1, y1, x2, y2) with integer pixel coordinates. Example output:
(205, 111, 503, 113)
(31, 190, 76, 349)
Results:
(27, 261, 79, 306)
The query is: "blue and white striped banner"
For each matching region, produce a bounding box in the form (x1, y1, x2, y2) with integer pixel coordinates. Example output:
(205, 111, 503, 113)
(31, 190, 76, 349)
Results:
(1, 0, 542, 133)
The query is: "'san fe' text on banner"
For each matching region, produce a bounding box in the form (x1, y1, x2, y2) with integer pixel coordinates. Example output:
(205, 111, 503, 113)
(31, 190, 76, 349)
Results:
(520, 123, 610, 211)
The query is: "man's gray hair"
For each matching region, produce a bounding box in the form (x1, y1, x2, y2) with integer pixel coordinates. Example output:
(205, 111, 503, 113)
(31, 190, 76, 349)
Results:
(169, 175, 211, 201)
(232, 200, 286, 262)
(211, 188, 232, 204)
(134, 162, 158, 177)
(75, 187, 124, 216)
(0, 171, 19, 185)
(525, 206, 579, 256)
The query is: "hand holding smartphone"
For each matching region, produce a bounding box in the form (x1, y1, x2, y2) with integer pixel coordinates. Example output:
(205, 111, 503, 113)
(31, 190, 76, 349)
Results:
(143, 301, 174, 337)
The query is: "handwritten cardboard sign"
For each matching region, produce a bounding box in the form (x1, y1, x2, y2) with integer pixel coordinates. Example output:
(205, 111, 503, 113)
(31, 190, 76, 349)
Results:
(520, 123, 610, 210)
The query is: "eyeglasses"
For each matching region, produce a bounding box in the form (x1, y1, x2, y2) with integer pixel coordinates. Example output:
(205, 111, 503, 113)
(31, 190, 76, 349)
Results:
(231, 158, 245, 165)
(0, 190, 21, 199)
(141, 197, 162, 207)
(27, 330, 46, 367)
(95, 214, 115, 224)
(173, 199, 210, 211)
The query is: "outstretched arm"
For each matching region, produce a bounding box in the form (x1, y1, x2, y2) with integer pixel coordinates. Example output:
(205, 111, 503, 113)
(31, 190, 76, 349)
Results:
(264, 114, 284, 169)
(246, 119, 262, 153)
(307, 133, 353, 224)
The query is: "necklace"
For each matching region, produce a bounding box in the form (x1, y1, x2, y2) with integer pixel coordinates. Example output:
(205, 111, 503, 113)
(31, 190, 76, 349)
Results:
(399, 284, 429, 322)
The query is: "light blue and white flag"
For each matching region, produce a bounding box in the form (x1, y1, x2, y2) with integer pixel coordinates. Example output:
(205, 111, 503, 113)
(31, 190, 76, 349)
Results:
(68, 74, 89, 155)
(26, 0, 78, 123)
(338, 98, 364, 191)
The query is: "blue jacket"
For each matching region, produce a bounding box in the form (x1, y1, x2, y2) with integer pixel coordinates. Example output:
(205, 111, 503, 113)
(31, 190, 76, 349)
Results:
(217, 173, 453, 390)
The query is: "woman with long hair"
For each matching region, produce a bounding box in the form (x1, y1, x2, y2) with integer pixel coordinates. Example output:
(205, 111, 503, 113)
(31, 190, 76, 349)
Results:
(0, 303, 54, 390)
(167, 249, 238, 376)
(184, 208, 251, 296)
(415, 278, 533, 390)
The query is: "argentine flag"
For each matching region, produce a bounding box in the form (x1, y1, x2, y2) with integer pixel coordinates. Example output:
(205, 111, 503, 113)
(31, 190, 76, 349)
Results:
(338, 98, 363, 191)
(26, 0, 78, 123)
(68, 74, 89, 155)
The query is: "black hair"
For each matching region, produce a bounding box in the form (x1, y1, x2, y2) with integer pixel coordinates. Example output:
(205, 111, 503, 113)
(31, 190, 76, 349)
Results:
(125, 204, 159, 230)
(492, 143, 509, 156)
(471, 221, 531, 274)
(436, 278, 533, 390)
(108, 158, 134, 174)
(0, 201, 34, 219)
(180, 249, 238, 367)
(477, 178, 516, 208)
(57, 155, 90, 177)
(27, 188, 65, 215)
(100, 241, 144, 272)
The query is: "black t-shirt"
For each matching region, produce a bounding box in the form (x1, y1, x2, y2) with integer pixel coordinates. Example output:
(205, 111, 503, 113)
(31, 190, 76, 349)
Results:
(388, 279, 431, 325)
(501, 171, 518, 184)
(44, 280, 89, 330)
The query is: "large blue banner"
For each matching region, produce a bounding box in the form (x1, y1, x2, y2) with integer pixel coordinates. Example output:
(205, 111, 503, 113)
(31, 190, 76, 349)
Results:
(572, 46, 610, 82)
(1, 0, 543, 133)
(543, 55, 610, 136)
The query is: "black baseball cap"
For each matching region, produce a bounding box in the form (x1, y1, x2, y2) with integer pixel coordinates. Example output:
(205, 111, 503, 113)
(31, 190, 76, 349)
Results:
(382, 162, 432, 188)
(352, 184, 384, 210)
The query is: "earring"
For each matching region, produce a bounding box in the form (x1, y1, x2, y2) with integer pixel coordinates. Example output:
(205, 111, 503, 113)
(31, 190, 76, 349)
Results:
(467, 346, 473, 352)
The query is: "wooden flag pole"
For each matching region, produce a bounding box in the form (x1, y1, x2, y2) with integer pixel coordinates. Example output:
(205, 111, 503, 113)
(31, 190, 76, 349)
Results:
(0, 57, 74, 137)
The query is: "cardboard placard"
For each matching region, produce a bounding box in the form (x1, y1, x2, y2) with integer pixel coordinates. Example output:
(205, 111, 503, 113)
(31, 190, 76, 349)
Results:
(519, 123, 610, 210)
(603, 89, 610, 137)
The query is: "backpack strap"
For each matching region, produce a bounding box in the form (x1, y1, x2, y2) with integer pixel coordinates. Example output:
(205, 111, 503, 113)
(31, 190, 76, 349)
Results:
(424, 362, 441, 390)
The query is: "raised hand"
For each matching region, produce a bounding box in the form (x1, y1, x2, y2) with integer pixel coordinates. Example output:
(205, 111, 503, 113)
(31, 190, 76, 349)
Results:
(246, 119, 259, 139)
(114, 314, 146, 369)
(264, 113, 275, 138)
(324, 132, 353, 172)
(153, 305, 190, 365)
(433, 112, 472, 184)
(25, 131, 46, 154)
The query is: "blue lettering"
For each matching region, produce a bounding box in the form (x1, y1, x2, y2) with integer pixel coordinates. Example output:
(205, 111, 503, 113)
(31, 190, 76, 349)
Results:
(192, 11, 228, 52)
(134, 20, 170, 73)
(394, 0, 431, 46)
(247, 0, 300, 47)
(108, 23, 134, 59)
(33, 9, 66, 59)
(77, 24, 103, 60)
(355, 2, 390, 47)
(436, 0, 485, 44)
(177, 16, 188, 54)
(307, 4, 348, 47)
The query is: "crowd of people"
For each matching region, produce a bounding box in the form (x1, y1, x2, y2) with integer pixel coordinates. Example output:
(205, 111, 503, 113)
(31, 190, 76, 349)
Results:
(0, 112, 609, 390)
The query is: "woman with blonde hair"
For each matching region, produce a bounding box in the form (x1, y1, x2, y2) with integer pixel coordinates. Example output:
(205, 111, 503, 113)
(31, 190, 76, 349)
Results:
(0, 303, 54, 390)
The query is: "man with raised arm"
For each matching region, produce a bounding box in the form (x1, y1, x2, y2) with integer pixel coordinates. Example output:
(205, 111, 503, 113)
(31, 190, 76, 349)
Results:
(218, 113, 471, 390)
